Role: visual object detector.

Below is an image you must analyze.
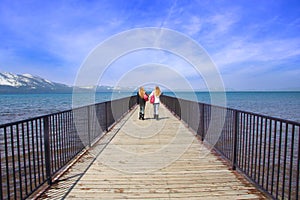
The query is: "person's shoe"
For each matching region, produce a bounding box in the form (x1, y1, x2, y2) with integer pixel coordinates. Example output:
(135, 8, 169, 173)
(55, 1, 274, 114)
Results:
(156, 115, 159, 120)
(139, 113, 142, 120)
(142, 114, 145, 120)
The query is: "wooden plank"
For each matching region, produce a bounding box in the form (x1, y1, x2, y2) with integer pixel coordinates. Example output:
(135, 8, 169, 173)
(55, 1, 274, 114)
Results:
(39, 104, 267, 199)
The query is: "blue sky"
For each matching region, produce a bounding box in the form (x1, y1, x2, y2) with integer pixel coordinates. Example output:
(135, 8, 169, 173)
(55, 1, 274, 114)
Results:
(0, 0, 299, 90)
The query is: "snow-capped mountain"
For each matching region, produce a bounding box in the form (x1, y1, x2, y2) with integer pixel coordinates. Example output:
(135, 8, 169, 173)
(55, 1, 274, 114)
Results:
(0, 72, 72, 93)
(0, 72, 136, 93)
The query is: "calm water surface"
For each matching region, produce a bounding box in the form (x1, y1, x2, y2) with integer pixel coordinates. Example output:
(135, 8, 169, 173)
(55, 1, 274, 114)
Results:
(0, 91, 299, 124)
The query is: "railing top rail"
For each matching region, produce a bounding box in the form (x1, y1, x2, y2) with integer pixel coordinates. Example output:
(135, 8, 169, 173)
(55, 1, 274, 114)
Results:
(162, 94, 300, 126)
(0, 95, 135, 128)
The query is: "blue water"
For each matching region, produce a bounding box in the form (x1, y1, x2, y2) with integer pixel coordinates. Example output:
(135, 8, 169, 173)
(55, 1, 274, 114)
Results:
(165, 91, 300, 123)
(0, 91, 299, 124)
(0, 92, 134, 124)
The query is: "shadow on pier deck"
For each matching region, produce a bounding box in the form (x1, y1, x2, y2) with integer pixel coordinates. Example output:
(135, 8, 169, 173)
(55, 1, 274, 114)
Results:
(37, 104, 267, 199)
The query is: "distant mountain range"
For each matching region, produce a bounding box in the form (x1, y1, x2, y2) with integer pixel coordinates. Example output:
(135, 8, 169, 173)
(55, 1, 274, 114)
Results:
(0, 72, 73, 93)
(0, 72, 129, 94)
(1, 72, 298, 94)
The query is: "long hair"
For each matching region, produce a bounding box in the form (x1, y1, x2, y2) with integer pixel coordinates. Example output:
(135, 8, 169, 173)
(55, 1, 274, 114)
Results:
(139, 87, 145, 98)
(155, 86, 161, 97)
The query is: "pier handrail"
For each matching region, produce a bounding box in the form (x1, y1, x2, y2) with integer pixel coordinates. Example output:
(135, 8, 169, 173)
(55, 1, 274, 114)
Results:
(160, 95, 299, 200)
(0, 95, 136, 200)
(1, 94, 299, 199)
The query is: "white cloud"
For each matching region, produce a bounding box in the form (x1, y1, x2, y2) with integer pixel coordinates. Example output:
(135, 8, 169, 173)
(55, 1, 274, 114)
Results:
(213, 37, 300, 67)
(0, 0, 299, 90)
(207, 13, 238, 34)
(114, 64, 197, 91)
(183, 16, 203, 35)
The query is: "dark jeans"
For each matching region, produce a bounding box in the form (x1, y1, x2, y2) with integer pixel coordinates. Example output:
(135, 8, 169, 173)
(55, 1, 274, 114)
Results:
(139, 104, 145, 114)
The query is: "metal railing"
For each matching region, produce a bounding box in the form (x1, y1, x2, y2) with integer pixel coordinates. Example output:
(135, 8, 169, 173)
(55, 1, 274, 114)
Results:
(161, 95, 300, 200)
(0, 96, 136, 200)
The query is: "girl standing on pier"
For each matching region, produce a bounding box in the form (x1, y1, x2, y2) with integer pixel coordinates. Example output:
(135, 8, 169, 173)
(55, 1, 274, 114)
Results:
(150, 86, 161, 120)
(137, 87, 148, 120)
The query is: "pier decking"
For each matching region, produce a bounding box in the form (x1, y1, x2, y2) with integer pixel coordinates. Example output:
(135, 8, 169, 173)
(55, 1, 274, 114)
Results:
(39, 104, 266, 199)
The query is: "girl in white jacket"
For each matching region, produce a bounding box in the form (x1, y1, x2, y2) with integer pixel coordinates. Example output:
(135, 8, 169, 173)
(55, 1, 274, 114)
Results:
(150, 86, 161, 120)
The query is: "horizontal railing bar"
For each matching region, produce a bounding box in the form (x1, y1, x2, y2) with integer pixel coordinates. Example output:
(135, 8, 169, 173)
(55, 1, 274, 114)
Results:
(167, 95, 300, 125)
(0, 96, 134, 128)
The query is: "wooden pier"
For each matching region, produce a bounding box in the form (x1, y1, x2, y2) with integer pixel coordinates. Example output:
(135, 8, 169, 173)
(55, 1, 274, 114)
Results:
(38, 104, 267, 199)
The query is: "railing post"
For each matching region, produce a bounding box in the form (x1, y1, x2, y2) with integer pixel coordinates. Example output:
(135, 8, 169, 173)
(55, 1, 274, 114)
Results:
(232, 110, 239, 170)
(87, 106, 91, 147)
(178, 99, 181, 120)
(200, 104, 205, 141)
(43, 116, 52, 185)
(187, 102, 190, 128)
(105, 102, 108, 132)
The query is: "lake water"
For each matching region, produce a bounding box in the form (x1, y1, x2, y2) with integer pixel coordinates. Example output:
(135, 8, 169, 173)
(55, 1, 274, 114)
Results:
(0, 91, 299, 200)
(169, 91, 300, 123)
(0, 91, 299, 124)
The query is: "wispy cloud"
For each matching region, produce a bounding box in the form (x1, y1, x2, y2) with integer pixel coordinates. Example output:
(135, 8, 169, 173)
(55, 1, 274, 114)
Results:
(182, 16, 203, 36)
(213, 37, 300, 67)
(0, 0, 299, 90)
